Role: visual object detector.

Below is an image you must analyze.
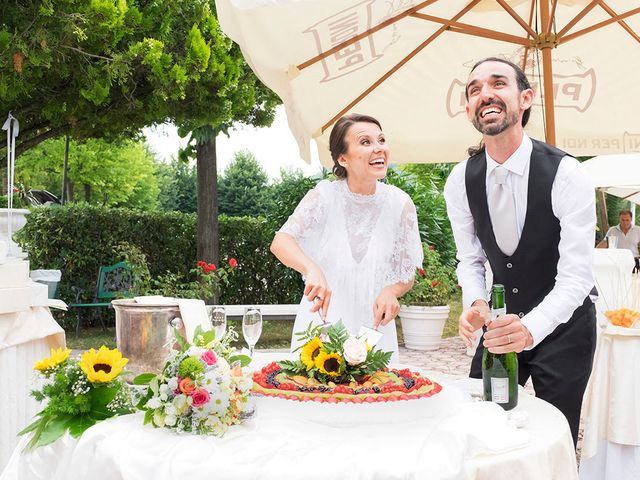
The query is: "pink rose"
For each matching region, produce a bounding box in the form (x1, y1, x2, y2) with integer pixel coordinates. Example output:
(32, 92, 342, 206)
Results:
(200, 350, 217, 366)
(191, 388, 210, 407)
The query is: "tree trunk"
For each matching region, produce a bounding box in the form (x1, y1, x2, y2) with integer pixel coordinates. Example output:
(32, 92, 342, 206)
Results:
(67, 180, 74, 202)
(196, 135, 219, 267)
(596, 189, 609, 239)
(84, 184, 92, 202)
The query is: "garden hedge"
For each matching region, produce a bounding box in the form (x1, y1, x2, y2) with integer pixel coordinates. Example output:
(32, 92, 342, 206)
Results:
(16, 204, 304, 316)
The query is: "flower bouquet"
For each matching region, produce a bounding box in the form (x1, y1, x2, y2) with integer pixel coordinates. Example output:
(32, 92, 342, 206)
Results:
(134, 326, 253, 436)
(19, 346, 133, 450)
(278, 321, 392, 384)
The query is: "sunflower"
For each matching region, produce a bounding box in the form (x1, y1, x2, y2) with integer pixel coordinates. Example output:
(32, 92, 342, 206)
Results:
(79, 346, 128, 383)
(300, 337, 323, 370)
(315, 351, 342, 377)
(33, 347, 72, 371)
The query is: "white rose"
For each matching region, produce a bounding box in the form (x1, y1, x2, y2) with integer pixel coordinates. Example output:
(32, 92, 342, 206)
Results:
(343, 336, 367, 365)
(146, 397, 162, 409)
(164, 414, 177, 427)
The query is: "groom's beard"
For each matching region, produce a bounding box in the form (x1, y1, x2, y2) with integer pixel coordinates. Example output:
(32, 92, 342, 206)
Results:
(472, 100, 519, 136)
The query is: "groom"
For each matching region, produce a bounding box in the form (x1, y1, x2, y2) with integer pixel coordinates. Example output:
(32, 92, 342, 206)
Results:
(443, 57, 597, 447)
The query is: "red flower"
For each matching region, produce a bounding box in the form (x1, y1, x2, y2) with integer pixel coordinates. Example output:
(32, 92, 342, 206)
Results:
(428, 245, 435, 251)
(418, 268, 426, 277)
(228, 257, 238, 269)
(203, 263, 216, 274)
(431, 280, 440, 288)
(12, 186, 20, 193)
(197, 260, 206, 268)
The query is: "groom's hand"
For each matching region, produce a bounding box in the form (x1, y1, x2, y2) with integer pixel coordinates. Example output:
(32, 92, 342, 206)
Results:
(458, 299, 490, 348)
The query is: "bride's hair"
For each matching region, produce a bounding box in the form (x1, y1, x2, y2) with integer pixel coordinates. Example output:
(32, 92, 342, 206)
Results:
(329, 113, 382, 179)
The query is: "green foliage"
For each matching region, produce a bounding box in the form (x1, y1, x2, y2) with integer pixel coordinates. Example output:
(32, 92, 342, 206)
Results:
(385, 167, 456, 267)
(155, 158, 197, 213)
(15, 205, 304, 320)
(15, 137, 159, 209)
(400, 245, 458, 307)
(218, 150, 269, 216)
(1, 0, 280, 155)
(114, 241, 236, 302)
(0, 193, 29, 208)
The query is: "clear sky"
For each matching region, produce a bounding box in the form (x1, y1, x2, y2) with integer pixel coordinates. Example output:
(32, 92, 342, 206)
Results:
(143, 106, 324, 180)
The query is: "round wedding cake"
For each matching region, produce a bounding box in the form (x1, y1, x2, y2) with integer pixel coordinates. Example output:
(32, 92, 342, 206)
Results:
(252, 361, 442, 403)
(251, 362, 454, 426)
(250, 321, 455, 425)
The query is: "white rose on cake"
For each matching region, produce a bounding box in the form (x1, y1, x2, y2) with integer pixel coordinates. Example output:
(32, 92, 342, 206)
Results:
(343, 336, 367, 365)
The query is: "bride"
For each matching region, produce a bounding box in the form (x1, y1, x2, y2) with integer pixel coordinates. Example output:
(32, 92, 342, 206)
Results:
(270, 113, 423, 361)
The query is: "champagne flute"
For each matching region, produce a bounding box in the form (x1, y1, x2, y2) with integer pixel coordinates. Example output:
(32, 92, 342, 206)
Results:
(209, 306, 227, 340)
(242, 307, 262, 357)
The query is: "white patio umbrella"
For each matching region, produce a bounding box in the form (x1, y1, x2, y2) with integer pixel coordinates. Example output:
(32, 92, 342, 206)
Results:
(580, 154, 640, 205)
(216, 0, 640, 167)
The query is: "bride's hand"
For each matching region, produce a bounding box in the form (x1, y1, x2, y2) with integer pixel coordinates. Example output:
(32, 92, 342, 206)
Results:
(373, 286, 400, 328)
(303, 265, 332, 320)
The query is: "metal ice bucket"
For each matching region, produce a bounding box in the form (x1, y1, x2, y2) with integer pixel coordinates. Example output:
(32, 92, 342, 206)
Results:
(112, 299, 185, 378)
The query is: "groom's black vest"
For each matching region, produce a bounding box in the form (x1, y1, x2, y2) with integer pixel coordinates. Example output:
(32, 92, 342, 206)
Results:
(464, 139, 592, 319)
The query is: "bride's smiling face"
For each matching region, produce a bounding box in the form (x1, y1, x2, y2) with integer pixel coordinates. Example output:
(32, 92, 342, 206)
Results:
(338, 122, 389, 183)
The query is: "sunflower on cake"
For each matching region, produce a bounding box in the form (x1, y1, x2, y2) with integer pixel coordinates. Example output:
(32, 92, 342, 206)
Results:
(252, 321, 441, 403)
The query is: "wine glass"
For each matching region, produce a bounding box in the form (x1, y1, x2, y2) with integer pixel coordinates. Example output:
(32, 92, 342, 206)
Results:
(208, 306, 227, 340)
(242, 307, 262, 357)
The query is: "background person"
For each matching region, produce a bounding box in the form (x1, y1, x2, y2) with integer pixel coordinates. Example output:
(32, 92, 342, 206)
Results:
(444, 57, 597, 446)
(270, 113, 423, 361)
(597, 210, 640, 272)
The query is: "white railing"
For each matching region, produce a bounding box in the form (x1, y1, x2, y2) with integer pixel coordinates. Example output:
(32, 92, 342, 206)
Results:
(220, 304, 299, 321)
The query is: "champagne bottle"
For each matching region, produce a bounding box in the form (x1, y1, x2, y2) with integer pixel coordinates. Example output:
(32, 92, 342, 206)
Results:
(482, 284, 518, 410)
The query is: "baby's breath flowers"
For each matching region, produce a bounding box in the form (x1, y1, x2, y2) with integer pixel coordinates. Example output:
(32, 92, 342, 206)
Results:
(20, 346, 133, 451)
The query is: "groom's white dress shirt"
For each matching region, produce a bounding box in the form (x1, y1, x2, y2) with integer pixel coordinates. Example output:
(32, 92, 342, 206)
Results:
(444, 134, 596, 348)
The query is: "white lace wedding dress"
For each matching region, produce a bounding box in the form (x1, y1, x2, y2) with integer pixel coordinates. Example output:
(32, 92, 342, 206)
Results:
(279, 179, 423, 361)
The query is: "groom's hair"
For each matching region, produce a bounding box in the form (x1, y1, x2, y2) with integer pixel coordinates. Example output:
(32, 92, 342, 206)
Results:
(329, 113, 382, 179)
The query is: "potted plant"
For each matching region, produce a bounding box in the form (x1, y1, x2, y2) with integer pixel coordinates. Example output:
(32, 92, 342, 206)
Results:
(399, 245, 456, 351)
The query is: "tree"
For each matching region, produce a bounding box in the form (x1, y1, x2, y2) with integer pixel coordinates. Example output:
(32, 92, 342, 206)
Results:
(156, 158, 197, 213)
(1, 0, 280, 263)
(16, 137, 159, 209)
(218, 150, 269, 216)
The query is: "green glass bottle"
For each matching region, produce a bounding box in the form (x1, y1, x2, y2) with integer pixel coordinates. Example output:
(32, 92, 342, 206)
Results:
(482, 284, 518, 410)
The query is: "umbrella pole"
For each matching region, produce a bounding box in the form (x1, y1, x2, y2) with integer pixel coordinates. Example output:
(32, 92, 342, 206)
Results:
(540, 0, 556, 147)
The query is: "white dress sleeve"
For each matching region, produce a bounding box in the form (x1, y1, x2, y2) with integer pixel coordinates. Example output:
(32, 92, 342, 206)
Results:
(277, 181, 329, 253)
(384, 196, 424, 285)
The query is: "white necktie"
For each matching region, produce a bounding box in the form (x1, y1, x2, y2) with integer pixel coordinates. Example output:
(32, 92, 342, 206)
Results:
(488, 166, 519, 256)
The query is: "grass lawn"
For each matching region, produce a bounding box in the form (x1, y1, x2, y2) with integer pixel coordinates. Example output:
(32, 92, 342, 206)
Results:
(65, 292, 463, 351)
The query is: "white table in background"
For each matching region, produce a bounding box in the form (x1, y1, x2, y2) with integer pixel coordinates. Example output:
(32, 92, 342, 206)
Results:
(0, 307, 65, 472)
(1, 353, 578, 480)
(579, 325, 640, 480)
(592, 248, 636, 328)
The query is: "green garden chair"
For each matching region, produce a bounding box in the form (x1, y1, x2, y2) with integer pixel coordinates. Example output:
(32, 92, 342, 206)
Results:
(69, 261, 132, 337)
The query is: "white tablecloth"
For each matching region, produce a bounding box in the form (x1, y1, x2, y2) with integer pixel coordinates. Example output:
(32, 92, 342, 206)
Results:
(0, 307, 65, 471)
(593, 249, 636, 328)
(1, 353, 577, 480)
(579, 325, 640, 480)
